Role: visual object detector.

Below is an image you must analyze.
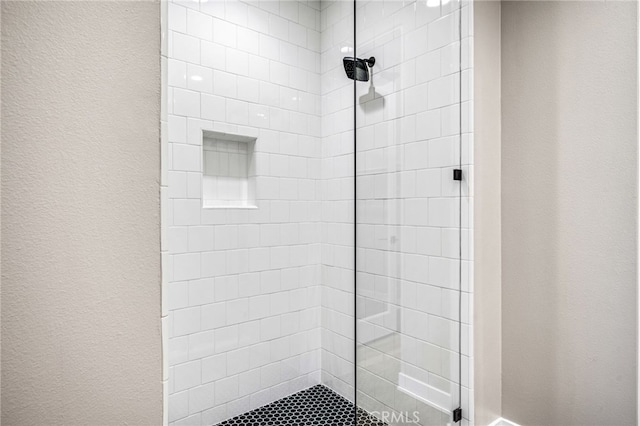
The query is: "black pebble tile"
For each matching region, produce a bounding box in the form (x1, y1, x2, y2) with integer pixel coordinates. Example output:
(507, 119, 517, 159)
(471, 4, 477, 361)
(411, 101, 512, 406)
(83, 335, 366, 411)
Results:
(215, 385, 387, 426)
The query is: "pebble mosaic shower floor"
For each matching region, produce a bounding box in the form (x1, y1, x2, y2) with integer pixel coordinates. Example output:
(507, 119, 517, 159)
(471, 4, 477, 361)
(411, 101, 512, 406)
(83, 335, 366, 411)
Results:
(215, 385, 387, 426)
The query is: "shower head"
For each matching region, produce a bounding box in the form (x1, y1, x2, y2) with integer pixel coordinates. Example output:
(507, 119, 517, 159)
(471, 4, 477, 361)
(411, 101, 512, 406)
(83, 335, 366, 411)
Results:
(343, 56, 375, 82)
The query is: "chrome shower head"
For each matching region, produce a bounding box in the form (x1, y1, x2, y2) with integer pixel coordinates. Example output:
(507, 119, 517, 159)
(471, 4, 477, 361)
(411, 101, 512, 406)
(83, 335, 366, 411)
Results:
(343, 56, 375, 82)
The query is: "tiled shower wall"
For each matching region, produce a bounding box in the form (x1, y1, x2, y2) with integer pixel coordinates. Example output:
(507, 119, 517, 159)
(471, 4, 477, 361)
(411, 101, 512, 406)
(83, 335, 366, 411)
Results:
(319, 0, 357, 401)
(164, 0, 474, 424)
(166, 1, 324, 424)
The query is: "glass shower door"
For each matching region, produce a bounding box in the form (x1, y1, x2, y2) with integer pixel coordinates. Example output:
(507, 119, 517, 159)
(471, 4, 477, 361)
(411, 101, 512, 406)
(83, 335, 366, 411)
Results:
(353, 0, 467, 424)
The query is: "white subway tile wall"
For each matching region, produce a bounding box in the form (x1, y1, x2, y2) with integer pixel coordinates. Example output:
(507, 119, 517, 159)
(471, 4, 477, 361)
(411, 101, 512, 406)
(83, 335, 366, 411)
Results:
(165, 0, 474, 424)
(167, 0, 323, 424)
(318, 0, 356, 404)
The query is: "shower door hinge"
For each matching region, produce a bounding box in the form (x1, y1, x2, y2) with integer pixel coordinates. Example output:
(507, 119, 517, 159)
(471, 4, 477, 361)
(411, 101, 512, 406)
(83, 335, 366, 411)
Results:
(453, 407, 462, 423)
(453, 169, 462, 181)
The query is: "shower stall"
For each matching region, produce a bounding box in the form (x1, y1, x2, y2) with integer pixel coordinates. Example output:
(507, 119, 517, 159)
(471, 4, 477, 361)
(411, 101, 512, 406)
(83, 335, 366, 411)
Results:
(163, 0, 472, 423)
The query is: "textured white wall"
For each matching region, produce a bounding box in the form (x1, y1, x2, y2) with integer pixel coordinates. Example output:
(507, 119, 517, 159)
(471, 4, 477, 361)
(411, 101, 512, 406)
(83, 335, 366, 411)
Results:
(501, 2, 638, 425)
(1, 1, 162, 424)
(472, 1, 501, 425)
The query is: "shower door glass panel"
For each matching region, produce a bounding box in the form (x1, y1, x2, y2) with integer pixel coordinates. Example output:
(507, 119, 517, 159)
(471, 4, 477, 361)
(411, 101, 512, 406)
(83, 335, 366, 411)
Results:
(354, 0, 467, 424)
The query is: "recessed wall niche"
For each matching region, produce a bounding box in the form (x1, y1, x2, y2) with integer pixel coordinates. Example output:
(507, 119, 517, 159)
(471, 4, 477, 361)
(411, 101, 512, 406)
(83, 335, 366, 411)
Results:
(202, 130, 256, 208)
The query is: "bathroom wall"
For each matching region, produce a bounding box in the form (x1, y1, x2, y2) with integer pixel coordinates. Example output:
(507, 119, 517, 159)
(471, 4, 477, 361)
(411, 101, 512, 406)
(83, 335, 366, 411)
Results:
(472, 1, 501, 425)
(1, 1, 162, 424)
(0, 3, 3, 418)
(165, 1, 324, 423)
(501, 1, 638, 424)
